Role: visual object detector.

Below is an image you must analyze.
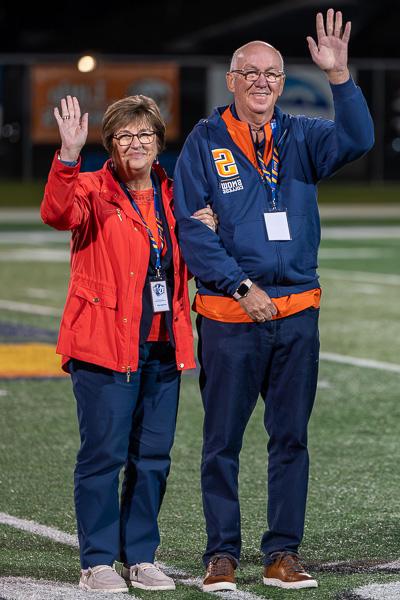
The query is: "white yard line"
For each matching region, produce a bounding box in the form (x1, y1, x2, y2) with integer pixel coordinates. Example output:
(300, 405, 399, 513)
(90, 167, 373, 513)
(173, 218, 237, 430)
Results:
(26, 287, 64, 300)
(373, 560, 400, 571)
(320, 352, 400, 374)
(0, 299, 61, 316)
(319, 248, 389, 259)
(0, 513, 267, 600)
(0, 513, 78, 547)
(320, 558, 400, 571)
(317, 379, 331, 389)
(159, 565, 265, 600)
(0, 209, 42, 223)
(322, 226, 400, 239)
(0, 249, 69, 262)
(354, 582, 400, 599)
(0, 577, 131, 600)
(348, 283, 383, 295)
(2, 203, 400, 223)
(320, 268, 400, 286)
(319, 204, 400, 219)
(0, 231, 69, 244)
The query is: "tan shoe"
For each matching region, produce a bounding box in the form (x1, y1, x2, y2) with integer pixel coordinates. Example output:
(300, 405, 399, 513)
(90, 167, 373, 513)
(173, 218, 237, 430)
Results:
(121, 562, 175, 591)
(79, 565, 129, 593)
(202, 555, 237, 592)
(263, 553, 318, 589)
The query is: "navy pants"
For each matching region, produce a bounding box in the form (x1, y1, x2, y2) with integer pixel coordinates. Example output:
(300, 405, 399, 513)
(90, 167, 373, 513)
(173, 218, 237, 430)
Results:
(197, 308, 320, 565)
(70, 342, 181, 569)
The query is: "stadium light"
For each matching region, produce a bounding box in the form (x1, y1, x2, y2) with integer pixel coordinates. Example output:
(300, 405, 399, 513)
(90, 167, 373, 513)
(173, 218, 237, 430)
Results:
(77, 55, 97, 73)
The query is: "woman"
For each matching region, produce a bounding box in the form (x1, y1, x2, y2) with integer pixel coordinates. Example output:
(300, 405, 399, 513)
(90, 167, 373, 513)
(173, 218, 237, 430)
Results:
(41, 94, 215, 593)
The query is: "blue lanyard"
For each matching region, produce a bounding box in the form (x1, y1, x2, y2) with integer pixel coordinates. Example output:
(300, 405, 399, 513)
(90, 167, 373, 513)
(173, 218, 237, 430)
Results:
(256, 119, 279, 210)
(268, 120, 279, 208)
(120, 176, 164, 273)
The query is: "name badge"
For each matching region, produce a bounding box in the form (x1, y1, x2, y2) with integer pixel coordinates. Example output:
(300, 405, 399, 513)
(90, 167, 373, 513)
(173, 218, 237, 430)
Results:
(150, 278, 170, 312)
(264, 211, 292, 241)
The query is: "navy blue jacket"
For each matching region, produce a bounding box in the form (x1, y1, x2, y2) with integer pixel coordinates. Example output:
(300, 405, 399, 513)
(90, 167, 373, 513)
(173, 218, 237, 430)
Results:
(173, 77, 374, 298)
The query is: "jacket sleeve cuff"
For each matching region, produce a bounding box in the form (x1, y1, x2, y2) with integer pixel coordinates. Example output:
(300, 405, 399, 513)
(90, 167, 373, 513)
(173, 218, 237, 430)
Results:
(227, 273, 249, 296)
(59, 157, 79, 167)
(53, 150, 81, 170)
(329, 75, 358, 99)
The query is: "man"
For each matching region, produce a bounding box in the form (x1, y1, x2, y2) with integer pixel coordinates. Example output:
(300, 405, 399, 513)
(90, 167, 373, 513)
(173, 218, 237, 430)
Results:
(173, 9, 374, 592)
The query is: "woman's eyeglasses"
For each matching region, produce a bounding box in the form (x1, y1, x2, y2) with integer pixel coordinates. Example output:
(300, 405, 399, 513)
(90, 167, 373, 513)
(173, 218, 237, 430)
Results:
(113, 131, 156, 146)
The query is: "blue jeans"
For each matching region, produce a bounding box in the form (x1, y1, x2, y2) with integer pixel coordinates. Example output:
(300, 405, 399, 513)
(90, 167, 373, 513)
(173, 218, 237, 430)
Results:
(197, 308, 319, 565)
(70, 342, 181, 568)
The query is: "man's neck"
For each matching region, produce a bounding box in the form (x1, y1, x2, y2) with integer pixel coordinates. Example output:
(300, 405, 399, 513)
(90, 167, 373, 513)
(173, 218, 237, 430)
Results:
(234, 103, 273, 129)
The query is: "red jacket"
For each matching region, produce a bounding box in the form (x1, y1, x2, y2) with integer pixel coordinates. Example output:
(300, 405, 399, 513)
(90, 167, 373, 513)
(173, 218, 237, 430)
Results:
(41, 151, 196, 375)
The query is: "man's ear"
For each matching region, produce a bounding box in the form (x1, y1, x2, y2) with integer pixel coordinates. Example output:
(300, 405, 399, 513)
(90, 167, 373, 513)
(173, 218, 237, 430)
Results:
(278, 75, 286, 97)
(226, 72, 235, 93)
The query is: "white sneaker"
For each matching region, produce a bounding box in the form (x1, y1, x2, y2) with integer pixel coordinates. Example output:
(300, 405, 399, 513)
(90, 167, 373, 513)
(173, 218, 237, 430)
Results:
(79, 565, 128, 593)
(122, 562, 176, 590)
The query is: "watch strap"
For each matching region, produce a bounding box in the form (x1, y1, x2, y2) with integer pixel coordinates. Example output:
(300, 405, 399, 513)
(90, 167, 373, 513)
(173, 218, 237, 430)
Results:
(233, 278, 253, 300)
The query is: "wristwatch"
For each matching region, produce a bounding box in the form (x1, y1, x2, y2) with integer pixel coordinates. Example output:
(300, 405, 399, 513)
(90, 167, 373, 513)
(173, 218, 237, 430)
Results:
(233, 278, 253, 300)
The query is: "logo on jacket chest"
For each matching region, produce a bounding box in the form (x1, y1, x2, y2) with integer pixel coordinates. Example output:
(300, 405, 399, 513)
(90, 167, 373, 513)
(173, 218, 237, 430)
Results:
(212, 148, 244, 194)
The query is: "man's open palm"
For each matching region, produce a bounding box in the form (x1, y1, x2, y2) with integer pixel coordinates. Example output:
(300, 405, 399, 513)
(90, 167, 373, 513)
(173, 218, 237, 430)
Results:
(307, 9, 351, 73)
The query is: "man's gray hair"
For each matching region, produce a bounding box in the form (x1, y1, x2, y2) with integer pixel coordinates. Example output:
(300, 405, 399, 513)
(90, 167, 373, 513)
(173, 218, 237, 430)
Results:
(229, 41, 284, 72)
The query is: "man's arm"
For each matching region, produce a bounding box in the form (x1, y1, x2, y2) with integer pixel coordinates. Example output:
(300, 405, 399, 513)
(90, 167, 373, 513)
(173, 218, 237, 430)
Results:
(302, 9, 374, 180)
(173, 130, 248, 296)
(307, 9, 351, 86)
(174, 130, 277, 320)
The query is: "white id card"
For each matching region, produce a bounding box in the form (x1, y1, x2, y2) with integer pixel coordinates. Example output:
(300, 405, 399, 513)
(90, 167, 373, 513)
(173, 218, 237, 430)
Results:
(264, 211, 292, 241)
(150, 279, 170, 312)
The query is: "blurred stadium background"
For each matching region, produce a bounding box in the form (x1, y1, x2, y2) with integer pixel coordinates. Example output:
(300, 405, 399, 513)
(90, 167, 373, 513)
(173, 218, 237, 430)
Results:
(1, 1, 400, 599)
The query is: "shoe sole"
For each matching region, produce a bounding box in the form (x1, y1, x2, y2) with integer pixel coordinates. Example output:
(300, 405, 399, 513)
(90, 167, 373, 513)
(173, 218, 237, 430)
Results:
(79, 582, 129, 593)
(129, 581, 176, 591)
(202, 582, 237, 592)
(263, 577, 318, 589)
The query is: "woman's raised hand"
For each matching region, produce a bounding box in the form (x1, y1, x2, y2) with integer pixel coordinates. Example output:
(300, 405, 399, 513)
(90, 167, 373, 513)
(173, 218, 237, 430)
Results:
(54, 95, 89, 162)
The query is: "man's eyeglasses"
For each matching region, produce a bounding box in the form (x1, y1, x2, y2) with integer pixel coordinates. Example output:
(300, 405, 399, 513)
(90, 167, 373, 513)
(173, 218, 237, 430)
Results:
(113, 131, 156, 146)
(230, 70, 285, 83)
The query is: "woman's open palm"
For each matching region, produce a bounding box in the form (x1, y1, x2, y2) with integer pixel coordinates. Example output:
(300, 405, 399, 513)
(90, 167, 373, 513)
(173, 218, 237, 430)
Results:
(54, 95, 88, 159)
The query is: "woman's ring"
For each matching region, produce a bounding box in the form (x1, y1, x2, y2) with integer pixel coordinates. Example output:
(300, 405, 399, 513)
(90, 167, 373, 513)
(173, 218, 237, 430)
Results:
(62, 115, 70, 120)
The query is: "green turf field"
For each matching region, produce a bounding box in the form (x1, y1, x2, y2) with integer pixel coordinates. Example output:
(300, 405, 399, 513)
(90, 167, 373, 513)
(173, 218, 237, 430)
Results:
(0, 180, 400, 207)
(0, 211, 400, 599)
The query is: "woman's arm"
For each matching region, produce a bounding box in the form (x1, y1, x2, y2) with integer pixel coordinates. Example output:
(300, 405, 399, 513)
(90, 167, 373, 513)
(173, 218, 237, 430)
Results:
(40, 95, 91, 230)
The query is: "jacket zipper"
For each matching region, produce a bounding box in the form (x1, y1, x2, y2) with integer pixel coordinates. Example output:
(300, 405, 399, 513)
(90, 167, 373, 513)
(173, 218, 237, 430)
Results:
(125, 218, 148, 383)
(115, 205, 132, 380)
(260, 179, 281, 286)
(116, 205, 132, 381)
(274, 128, 287, 286)
(277, 129, 288, 146)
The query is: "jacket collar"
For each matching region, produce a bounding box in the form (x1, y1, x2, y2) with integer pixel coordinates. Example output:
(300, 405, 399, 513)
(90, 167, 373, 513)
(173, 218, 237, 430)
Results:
(207, 104, 285, 146)
(98, 160, 173, 223)
(221, 105, 273, 173)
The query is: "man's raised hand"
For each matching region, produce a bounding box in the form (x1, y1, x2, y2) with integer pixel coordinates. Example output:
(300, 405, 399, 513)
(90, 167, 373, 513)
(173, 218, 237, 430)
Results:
(307, 8, 351, 84)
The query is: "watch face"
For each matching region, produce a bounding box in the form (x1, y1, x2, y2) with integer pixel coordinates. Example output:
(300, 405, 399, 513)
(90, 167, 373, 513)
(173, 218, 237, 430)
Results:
(237, 283, 250, 297)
